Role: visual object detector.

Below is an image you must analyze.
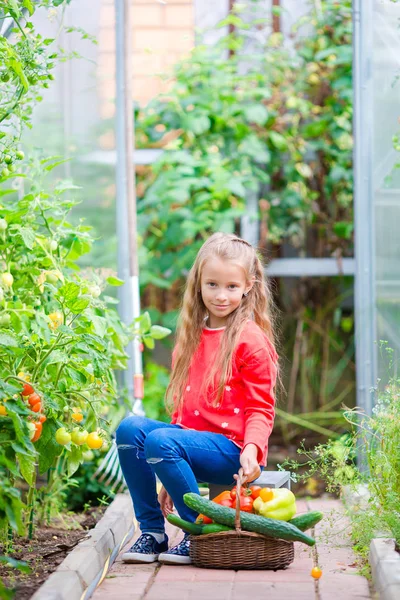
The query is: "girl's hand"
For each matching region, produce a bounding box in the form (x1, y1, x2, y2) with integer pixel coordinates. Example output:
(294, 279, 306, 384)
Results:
(237, 443, 261, 483)
(158, 485, 174, 518)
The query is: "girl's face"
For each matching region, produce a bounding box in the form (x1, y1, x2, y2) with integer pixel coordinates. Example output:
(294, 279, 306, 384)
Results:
(200, 257, 252, 328)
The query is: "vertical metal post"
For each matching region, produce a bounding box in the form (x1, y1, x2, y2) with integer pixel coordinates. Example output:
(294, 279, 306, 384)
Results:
(353, 0, 376, 420)
(115, 0, 144, 415)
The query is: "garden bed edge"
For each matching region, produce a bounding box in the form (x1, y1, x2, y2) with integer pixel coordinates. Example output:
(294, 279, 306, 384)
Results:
(342, 485, 400, 600)
(30, 493, 135, 600)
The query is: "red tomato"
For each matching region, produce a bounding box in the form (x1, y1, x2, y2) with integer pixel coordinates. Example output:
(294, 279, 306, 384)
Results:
(28, 393, 41, 407)
(239, 496, 254, 512)
(31, 422, 42, 442)
(230, 487, 252, 499)
(22, 383, 34, 397)
(38, 414, 47, 423)
(249, 485, 262, 499)
(32, 402, 42, 413)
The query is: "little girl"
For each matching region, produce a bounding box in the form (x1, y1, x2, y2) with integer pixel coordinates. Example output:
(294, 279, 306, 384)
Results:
(116, 232, 279, 565)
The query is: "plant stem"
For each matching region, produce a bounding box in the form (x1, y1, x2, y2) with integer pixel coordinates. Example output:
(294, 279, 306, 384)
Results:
(27, 468, 37, 540)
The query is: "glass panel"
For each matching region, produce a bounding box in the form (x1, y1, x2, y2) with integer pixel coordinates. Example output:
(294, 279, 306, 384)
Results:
(373, 0, 400, 379)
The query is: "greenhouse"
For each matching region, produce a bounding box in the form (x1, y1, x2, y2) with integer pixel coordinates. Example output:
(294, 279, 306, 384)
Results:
(0, 1, 399, 599)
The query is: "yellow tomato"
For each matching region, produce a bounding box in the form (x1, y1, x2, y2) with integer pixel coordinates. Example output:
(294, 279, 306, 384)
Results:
(55, 427, 71, 446)
(1, 273, 13, 287)
(71, 428, 88, 446)
(71, 412, 84, 423)
(311, 567, 322, 579)
(259, 487, 274, 502)
(86, 432, 103, 450)
(18, 371, 31, 382)
(49, 311, 63, 330)
(0, 405, 7, 416)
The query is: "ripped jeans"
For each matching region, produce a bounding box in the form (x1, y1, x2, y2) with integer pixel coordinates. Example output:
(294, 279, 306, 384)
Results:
(116, 416, 242, 533)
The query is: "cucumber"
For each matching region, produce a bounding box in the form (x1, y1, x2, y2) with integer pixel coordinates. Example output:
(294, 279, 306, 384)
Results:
(201, 523, 233, 534)
(183, 493, 315, 546)
(289, 511, 323, 531)
(167, 513, 233, 535)
(167, 514, 203, 535)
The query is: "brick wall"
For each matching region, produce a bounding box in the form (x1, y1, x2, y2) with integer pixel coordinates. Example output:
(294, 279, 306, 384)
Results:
(98, 0, 194, 122)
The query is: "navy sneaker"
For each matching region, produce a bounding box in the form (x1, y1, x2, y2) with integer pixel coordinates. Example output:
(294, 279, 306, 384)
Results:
(122, 533, 169, 563)
(158, 533, 191, 565)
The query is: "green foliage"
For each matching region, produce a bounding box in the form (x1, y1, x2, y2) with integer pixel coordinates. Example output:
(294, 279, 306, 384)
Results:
(0, 156, 171, 538)
(282, 365, 400, 571)
(134, 0, 353, 289)
(142, 361, 171, 423)
(0, 1, 75, 168)
(0, 555, 30, 600)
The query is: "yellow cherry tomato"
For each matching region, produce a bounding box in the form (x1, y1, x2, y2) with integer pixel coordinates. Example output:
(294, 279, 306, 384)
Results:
(311, 567, 322, 579)
(1, 273, 13, 287)
(259, 487, 274, 502)
(86, 432, 103, 450)
(0, 405, 7, 416)
(48, 311, 63, 330)
(55, 427, 71, 446)
(71, 412, 84, 423)
(71, 428, 88, 446)
(18, 371, 31, 382)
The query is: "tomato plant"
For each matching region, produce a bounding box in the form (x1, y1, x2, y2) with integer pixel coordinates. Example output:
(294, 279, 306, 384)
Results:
(0, 159, 171, 547)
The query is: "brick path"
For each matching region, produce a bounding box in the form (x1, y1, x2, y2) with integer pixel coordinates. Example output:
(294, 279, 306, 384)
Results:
(91, 498, 373, 600)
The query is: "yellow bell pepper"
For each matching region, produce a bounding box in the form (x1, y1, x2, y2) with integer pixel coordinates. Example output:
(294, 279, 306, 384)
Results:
(253, 488, 297, 521)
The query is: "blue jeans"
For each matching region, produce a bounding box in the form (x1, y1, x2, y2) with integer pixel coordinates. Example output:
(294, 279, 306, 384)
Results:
(116, 416, 241, 533)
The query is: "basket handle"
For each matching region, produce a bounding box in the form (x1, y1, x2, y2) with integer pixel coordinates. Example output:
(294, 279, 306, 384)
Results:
(234, 468, 247, 533)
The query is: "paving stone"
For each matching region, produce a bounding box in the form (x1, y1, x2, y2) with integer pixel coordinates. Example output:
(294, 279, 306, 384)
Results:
(145, 581, 232, 600)
(91, 573, 153, 600)
(232, 581, 315, 600)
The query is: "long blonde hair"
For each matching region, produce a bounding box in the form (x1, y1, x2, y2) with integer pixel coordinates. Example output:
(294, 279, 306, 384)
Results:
(165, 232, 278, 411)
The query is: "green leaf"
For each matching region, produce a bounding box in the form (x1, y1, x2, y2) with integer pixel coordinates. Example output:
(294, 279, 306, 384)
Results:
(91, 316, 108, 338)
(333, 221, 354, 239)
(107, 276, 124, 287)
(143, 335, 155, 350)
(0, 556, 30, 573)
(269, 131, 288, 151)
(36, 422, 62, 474)
(150, 325, 171, 340)
(0, 333, 19, 347)
(66, 297, 90, 313)
(8, 411, 28, 446)
(59, 282, 80, 301)
(67, 446, 82, 477)
(17, 453, 35, 487)
(9, 59, 28, 91)
(302, 120, 328, 138)
(23, 0, 35, 16)
(186, 115, 211, 135)
(137, 311, 151, 334)
(243, 104, 268, 126)
(18, 226, 36, 250)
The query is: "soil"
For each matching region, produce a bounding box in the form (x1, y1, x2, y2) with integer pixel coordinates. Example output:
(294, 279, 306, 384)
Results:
(0, 505, 106, 600)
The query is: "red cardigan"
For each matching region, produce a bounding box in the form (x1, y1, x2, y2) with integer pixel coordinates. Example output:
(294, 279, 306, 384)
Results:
(170, 320, 278, 466)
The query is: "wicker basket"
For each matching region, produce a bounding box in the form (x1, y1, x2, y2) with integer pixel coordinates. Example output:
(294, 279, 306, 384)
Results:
(189, 470, 294, 570)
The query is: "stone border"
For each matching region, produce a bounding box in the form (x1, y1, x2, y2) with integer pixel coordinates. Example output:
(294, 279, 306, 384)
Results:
(31, 493, 135, 600)
(370, 538, 400, 600)
(342, 485, 400, 600)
